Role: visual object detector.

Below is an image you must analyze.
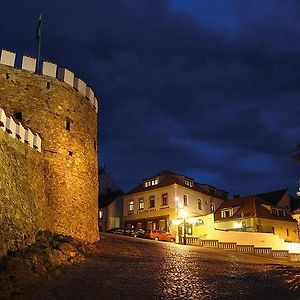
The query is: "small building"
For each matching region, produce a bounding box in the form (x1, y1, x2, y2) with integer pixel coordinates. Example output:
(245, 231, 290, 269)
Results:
(98, 168, 124, 232)
(214, 189, 299, 242)
(123, 170, 227, 236)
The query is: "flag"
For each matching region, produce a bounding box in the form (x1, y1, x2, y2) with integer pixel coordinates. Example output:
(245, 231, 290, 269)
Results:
(36, 13, 43, 41)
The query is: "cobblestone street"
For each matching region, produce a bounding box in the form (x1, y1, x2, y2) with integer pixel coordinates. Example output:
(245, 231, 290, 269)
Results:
(19, 234, 300, 300)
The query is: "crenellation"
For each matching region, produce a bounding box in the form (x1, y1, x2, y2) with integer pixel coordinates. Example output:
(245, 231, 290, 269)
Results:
(86, 86, 94, 102)
(0, 49, 16, 67)
(33, 133, 42, 152)
(0, 49, 98, 113)
(0, 107, 6, 129)
(0, 106, 41, 150)
(74, 77, 86, 96)
(5, 116, 16, 138)
(57, 67, 74, 87)
(24, 128, 34, 147)
(21, 55, 36, 73)
(42, 61, 57, 78)
(16, 122, 25, 142)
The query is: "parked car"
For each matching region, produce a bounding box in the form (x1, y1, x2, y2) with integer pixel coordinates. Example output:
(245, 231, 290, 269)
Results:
(144, 229, 175, 242)
(133, 229, 146, 238)
(124, 229, 135, 236)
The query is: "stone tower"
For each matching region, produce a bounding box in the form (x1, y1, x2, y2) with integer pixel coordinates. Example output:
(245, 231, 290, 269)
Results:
(0, 50, 99, 242)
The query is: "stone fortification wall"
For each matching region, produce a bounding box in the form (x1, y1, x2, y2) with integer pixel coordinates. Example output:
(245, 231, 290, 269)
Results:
(0, 129, 47, 257)
(0, 49, 99, 244)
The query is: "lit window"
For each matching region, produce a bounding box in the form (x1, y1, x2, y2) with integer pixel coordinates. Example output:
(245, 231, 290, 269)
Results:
(221, 209, 233, 218)
(139, 198, 144, 210)
(162, 193, 168, 206)
(149, 196, 155, 208)
(144, 178, 159, 187)
(129, 200, 134, 211)
(198, 199, 202, 210)
(184, 179, 193, 187)
(183, 195, 188, 206)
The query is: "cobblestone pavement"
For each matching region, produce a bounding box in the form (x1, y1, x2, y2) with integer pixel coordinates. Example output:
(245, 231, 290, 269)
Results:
(19, 234, 300, 300)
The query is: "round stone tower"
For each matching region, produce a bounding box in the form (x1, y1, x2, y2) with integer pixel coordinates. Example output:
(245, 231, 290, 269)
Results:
(0, 52, 99, 242)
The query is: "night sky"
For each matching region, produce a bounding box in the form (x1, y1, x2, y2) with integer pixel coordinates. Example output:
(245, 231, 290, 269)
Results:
(0, 0, 299, 196)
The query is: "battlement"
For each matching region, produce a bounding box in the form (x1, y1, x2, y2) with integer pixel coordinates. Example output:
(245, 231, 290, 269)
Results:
(0, 49, 99, 113)
(0, 106, 41, 152)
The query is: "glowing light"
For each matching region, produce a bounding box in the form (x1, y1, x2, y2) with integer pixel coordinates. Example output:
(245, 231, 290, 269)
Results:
(187, 217, 198, 224)
(285, 242, 300, 254)
(172, 219, 182, 225)
(179, 210, 188, 219)
(233, 221, 242, 229)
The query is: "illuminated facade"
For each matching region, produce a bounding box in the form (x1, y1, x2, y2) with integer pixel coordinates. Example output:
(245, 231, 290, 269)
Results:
(214, 189, 299, 242)
(123, 170, 227, 235)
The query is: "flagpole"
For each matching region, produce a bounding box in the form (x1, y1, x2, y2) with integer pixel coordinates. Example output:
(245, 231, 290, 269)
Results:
(36, 13, 43, 73)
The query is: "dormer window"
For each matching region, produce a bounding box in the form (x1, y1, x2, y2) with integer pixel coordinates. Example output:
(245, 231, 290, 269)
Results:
(272, 208, 286, 217)
(221, 208, 233, 218)
(144, 178, 159, 187)
(184, 178, 193, 187)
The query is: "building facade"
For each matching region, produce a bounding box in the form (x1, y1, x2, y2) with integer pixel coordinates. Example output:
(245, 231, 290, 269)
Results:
(123, 170, 227, 236)
(98, 168, 124, 231)
(214, 189, 299, 242)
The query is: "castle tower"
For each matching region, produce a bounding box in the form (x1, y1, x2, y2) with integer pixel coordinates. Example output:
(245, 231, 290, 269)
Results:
(0, 50, 99, 242)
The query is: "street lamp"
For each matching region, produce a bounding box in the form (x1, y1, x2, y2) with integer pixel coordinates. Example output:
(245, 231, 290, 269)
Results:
(179, 210, 188, 245)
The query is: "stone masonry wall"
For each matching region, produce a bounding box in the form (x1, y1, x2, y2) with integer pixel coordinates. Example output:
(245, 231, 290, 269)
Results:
(0, 129, 47, 257)
(0, 64, 99, 243)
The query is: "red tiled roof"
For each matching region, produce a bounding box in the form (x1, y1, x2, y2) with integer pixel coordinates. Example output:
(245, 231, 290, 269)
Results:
(214, 195, 296, 222)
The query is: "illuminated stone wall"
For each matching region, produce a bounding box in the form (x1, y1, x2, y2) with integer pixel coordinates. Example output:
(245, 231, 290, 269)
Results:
(0, 63, 99, 245)
(0, 129, 47, 257)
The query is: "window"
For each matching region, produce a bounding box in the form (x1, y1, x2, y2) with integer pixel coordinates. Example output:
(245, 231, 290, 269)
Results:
(66, 117, 72, 131)
(183, 195, 188, 206)
(144, 178, 159, 187)
(139, 198, 144, 210)
(13, 111, 22, 122)
(211, 203, 215, 212)
(184, 179, 193, 187)
(129, 200, 134, 212)
(272, 208, 286, 217)
(286, 229, 289, 236)
(162, 193, 168, 206)
(221, 209, 233, 218)
(149, 196, 155, 208)
(198, 199, 202, 210)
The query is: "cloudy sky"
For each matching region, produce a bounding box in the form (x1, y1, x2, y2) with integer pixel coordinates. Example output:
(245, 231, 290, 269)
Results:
(0, 0, 299, 196)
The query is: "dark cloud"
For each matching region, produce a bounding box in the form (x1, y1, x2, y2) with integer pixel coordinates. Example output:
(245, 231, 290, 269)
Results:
(0, 0, 299, 195)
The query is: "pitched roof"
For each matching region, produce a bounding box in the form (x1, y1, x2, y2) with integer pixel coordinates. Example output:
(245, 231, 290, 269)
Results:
(254, 188, 288, 206)
(126, 170, 227, 200)
(214, 195, 296, 222)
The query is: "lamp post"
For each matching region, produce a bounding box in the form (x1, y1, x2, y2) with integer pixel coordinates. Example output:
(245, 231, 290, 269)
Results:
(179, 210, 188, 245)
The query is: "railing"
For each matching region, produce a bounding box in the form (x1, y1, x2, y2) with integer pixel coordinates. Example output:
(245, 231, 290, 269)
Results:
(272, 250, 289, 259)
(236, 245, 255, 253)
(178, 237, 300, 262)
(218, 242, 236, 250)
(201, 239, 219, 247)
(185, 236, 200, 245)
(254, 247, 272, 257)
(289, 253, 300, 262)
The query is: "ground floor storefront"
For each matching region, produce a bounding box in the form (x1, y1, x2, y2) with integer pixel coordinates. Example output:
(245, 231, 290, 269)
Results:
(124, 215, 170, 232)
